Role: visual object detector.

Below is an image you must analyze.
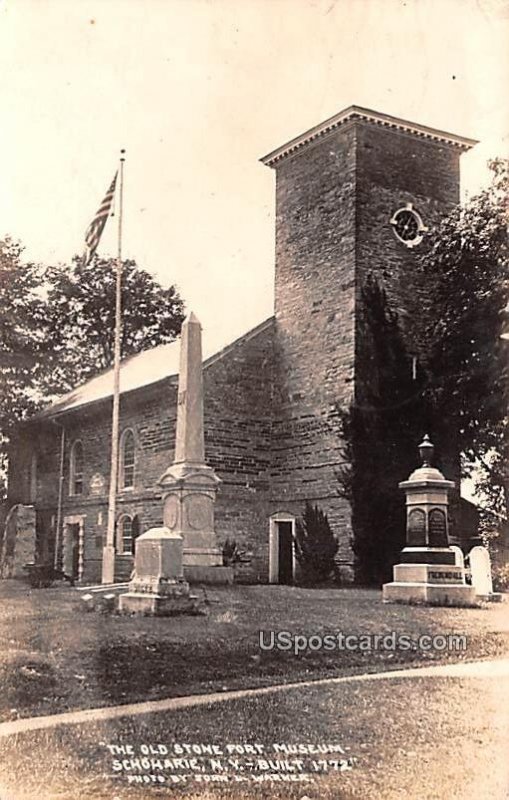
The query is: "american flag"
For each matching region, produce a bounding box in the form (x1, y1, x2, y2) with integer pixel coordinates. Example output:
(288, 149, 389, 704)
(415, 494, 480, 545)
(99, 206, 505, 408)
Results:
(83, 172, 118, 265)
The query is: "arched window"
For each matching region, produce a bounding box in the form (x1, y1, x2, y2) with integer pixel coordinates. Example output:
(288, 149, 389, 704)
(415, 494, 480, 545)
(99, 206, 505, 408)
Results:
(132, 515, 141, 555)
(69, 441, 84, 496)
(116, 514, 133, 555)
(119, 429, 135, 490)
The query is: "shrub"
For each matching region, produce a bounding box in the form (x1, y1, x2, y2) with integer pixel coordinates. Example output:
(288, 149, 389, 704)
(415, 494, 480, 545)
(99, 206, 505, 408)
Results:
(222, 538, 246, 567)
(492, 563, 509, 593)
(295, 502, 339, 584)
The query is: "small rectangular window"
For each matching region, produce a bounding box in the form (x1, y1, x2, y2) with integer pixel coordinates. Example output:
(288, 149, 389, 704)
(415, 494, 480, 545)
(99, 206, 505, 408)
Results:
(70, 441, 84, 496)
(117, 516, 133, 555)
(120, 430, 135, 490)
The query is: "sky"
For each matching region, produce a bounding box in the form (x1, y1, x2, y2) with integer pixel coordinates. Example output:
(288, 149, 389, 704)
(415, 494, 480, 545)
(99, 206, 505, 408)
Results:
(0, 0, 508, 356)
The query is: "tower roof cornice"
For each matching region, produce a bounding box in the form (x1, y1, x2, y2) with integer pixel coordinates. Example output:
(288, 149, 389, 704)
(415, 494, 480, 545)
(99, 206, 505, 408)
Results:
(260, 105, 479, 167)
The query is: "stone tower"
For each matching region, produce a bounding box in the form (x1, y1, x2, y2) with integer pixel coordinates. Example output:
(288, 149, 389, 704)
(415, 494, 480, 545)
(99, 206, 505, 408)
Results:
(262, 106, 477, 566)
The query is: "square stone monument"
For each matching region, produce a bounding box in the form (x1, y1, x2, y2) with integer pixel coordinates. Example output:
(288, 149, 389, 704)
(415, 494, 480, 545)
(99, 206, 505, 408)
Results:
(118, 528, 202, 615)
(383, 436, 477, 607)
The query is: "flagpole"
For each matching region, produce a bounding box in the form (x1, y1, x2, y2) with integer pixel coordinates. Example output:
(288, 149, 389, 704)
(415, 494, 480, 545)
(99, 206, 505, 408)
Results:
(102, 149, 125, 584)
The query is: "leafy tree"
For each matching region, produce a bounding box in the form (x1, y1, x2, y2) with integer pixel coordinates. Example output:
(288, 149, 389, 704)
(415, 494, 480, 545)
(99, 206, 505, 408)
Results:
(420, 158, 508, 518)
(0, 246, 186, 500)
(38, 256, 184, 394)
(40, 256, 185, 395)
(338, 160, 508, 584)
(295, 501, 338, 584)
(0, 238, 45, 495)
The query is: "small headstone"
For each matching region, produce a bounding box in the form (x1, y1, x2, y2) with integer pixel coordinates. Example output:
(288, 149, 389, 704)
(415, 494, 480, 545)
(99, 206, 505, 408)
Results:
(450, 544, 466, 583)
(469, 546, 493, 596)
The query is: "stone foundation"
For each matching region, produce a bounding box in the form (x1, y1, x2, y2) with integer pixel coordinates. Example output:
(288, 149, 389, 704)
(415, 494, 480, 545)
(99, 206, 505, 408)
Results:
(119, 590, 203, 616)
(184, 565, 234, 585)
(383, 581, 477, 607)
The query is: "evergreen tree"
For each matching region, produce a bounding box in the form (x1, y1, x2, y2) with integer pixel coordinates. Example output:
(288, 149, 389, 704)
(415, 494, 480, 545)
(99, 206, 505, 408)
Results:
(295, 501, 338, 584)
(337, 277, 427, 585)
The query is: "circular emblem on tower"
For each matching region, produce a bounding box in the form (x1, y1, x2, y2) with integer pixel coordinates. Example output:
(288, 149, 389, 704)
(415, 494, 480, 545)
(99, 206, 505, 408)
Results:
(390, 203, 428, 248)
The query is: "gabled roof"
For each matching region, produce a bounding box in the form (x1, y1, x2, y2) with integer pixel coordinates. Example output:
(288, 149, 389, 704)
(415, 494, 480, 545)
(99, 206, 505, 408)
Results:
(39, 316, 275, 419)
(261, 105, 478, 167)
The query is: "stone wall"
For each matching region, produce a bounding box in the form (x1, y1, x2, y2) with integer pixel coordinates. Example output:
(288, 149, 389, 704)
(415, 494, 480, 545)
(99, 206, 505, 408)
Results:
(7, 321, 275, 584)
(354, 122, 460, 361)
(354, 123, 463, 517)
(270, 124, 358, 563)
(0, 504, 36, 578)
(205, 319, 274, 581)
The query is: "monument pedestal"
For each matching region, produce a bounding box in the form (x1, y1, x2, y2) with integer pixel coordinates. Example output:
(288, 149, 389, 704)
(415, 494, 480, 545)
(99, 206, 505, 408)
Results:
(119, 528, 203, 616)
(158, 460, 233, 585)
(382, 581, 476, 606)
(383, 553, 476, 606)
(119, 584, 200, 616)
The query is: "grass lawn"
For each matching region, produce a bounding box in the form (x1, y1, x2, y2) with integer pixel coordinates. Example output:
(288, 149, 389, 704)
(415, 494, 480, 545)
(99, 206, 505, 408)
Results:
(1, 671, 507, 799)
(0, 579, 507, 724)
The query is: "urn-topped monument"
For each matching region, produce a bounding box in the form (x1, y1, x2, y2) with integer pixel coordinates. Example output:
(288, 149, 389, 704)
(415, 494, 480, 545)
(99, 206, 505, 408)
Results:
(383, 436, 476, 606)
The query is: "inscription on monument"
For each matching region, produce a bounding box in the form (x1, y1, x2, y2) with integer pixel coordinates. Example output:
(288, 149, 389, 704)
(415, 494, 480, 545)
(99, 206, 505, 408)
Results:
(164, 495, 179, 529)
(407, 508, 426, 546)
(428, 508, 447, 547)
(429, 570, 462, 583)
(186, 494, 212, 530)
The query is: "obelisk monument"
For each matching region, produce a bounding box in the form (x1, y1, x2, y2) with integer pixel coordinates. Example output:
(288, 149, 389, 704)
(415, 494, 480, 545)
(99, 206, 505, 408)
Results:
(159, 313, 232, 583)
(174, 311, 207, 467)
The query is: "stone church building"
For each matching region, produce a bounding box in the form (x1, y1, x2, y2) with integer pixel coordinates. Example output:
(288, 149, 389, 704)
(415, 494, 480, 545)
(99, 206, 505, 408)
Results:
(4, 106, 477, 584)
